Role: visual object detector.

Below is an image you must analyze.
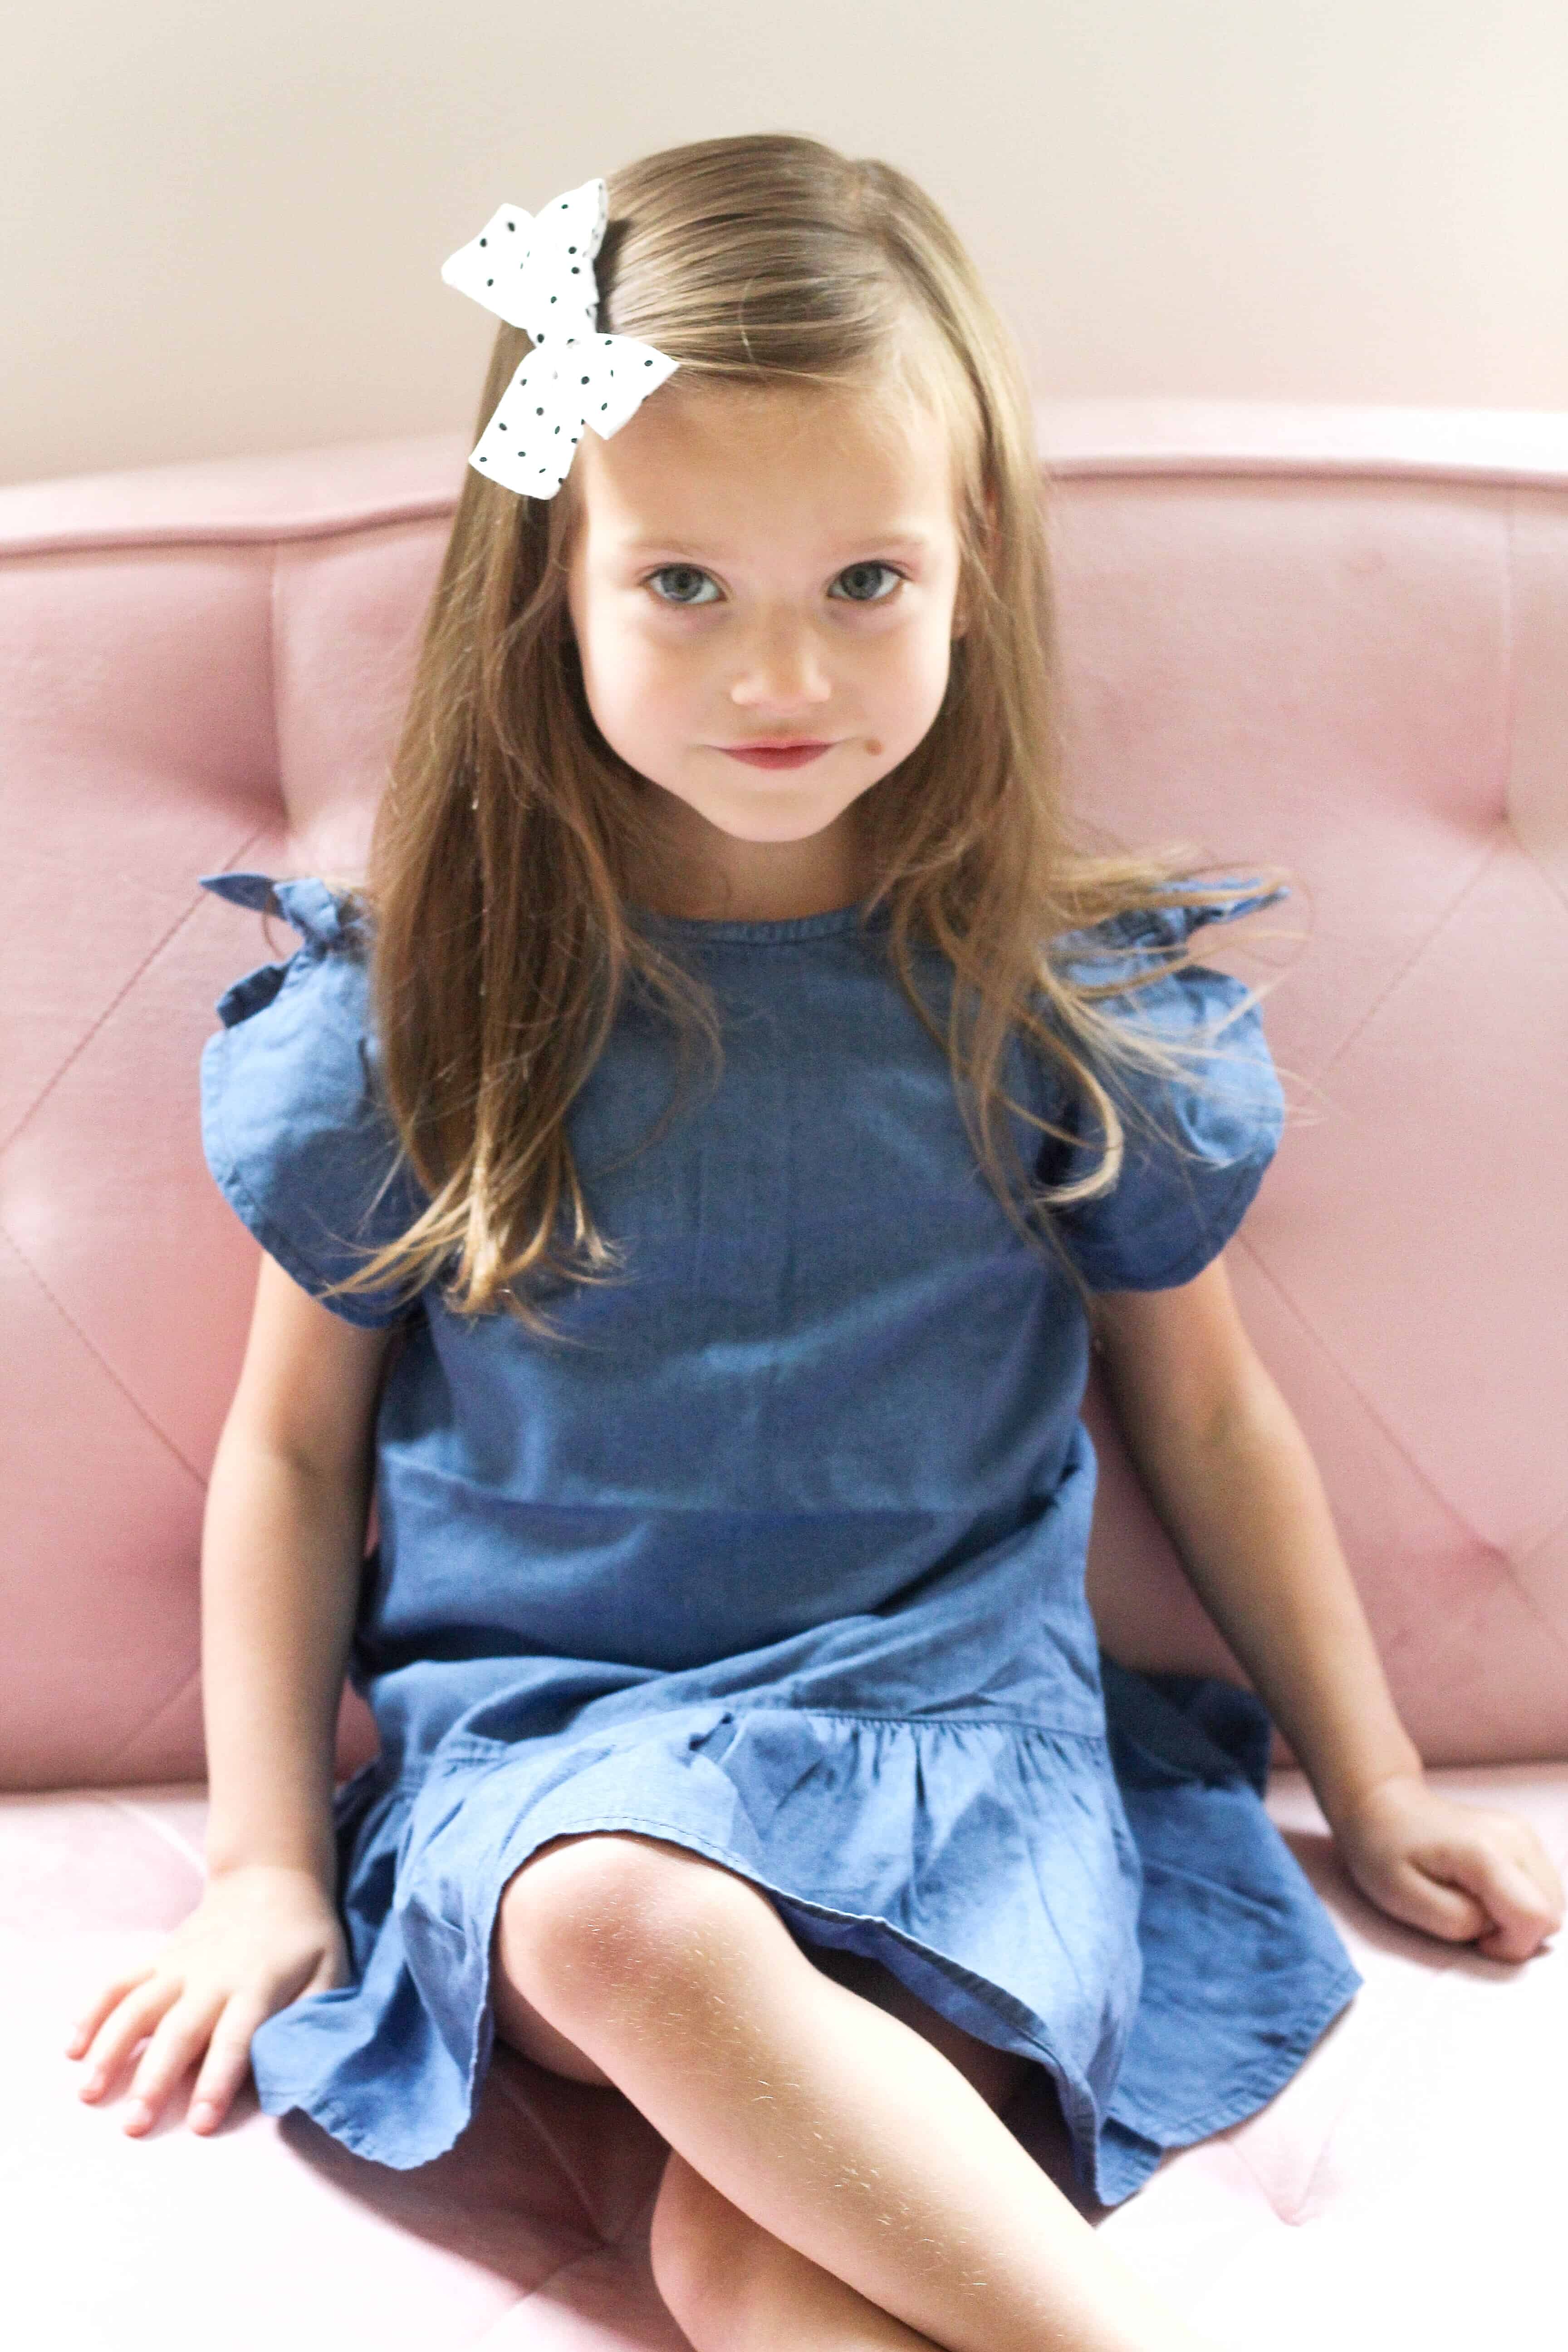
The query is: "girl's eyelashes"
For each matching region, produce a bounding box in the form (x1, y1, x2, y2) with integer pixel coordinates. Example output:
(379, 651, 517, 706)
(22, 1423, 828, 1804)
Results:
(643, 561, 907, 609)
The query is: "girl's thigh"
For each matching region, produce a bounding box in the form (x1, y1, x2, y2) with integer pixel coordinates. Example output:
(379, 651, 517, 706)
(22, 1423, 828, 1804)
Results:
(487, 1830, 1026, 2114)
(803, 1941, 1026, 2114)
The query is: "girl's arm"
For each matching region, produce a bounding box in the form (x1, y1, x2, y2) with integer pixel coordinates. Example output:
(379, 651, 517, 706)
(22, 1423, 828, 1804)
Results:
(1092, 1258, 1563, 1963)
(67, 1254, 396, 2135)
(201, 1251, 397, 1887)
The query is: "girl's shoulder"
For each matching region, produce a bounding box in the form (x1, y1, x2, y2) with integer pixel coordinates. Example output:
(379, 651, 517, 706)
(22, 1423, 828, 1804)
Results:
(1033, 882, 1289, 1294)
(200, 870, 373, 1015)
(196, 872, 427, 1326)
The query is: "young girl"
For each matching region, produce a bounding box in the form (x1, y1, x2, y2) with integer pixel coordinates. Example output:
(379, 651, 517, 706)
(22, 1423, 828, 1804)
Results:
(70, 134, 1560, 2352)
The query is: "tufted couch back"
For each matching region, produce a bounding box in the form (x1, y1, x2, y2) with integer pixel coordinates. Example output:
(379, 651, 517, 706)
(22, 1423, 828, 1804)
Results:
(2, 405, 1565, 1791)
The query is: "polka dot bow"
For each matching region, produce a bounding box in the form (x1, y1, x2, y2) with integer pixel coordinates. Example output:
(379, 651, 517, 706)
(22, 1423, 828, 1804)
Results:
(440, 177, 681, 498)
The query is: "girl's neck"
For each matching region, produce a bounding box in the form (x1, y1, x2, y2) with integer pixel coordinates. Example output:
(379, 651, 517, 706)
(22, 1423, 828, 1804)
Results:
(633, 799, 877, 925)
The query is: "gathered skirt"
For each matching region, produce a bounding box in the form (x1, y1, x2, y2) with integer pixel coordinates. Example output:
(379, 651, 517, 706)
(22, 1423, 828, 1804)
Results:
(248, 1652, 1359, 2210)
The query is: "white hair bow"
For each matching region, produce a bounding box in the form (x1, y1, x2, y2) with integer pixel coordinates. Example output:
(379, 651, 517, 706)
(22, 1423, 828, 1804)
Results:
(440, 176, 680, 498)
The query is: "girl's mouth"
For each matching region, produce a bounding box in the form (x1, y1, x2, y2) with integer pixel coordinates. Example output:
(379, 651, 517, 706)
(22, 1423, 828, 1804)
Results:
(718, 742, 836, 769)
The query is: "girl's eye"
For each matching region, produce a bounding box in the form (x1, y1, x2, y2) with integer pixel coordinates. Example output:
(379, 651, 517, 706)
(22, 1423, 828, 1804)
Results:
(830, 561, 903, 605)
(644, 561, 904, 609)
(647, 565, 720, 607)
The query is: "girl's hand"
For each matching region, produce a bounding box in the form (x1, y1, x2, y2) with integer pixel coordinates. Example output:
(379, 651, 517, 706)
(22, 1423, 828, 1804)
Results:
(64, 1863, 349, 2136)
(1333, 1773, 1565, 1962)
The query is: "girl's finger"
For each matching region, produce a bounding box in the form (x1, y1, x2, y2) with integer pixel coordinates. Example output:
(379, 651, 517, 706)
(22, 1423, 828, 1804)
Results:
(1450, 1812, 1565, 1926)
(122, 1990, 225, 2136)
(1398, 1863, 1490, 1940)
(187, 1996, 268, 2133)
(1517, 1841, 1566, 1927)
(77, 1979, 180, 2101)
(1468, 1852, 1563, 1960)
(1411, 1838, 1556, 1960)
(66, 1966, 155, 2058)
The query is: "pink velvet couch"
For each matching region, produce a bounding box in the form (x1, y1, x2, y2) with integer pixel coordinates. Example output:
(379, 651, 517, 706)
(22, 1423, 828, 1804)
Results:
(3, 402, 1565, 2348)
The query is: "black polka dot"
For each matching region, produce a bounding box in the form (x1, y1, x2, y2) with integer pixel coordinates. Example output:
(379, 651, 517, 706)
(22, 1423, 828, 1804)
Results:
(479, 236, 487, 247)
(486, 278, 494, 287)
(568, 244, 576, 252)
(506, 220, 516, 232)
(644, 358, 652, 366)
(549, 295, 557, 304)
(580, 375, 589, 385)
(479, 455, 488, 464)
(536, 406, 544, 414)
(601, 402, 608, 411)
(498, 421, 507, 431)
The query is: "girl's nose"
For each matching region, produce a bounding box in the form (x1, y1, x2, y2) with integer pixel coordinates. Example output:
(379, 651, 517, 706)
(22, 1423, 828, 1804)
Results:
(729, 614, 833, 710)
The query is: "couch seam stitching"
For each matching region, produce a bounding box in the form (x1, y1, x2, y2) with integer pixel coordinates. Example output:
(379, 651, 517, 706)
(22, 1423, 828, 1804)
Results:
(108, 1779, 208, 1870)
(0, 1217, 206, 1485)
(1235, 1233, 1568, 1684)
(466, 2236, 640, 2343)
(1235, 1232, 1490, 1551)
(99, 1662, 205, 1782)
(0, 854, 250, 1162)
(1309, 830, 1503, 1092)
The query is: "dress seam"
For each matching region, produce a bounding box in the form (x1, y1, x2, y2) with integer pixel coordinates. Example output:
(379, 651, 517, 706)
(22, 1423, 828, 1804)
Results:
(412, 1708, 1110, 1784)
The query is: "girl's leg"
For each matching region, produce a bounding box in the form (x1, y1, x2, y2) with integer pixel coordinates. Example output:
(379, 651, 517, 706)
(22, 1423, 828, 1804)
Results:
(491, 1830, 1215, 2352)
(652, 2148, 946, 2352)
(649, 1946, 1024, 2352)
(497, 1920, 1010, 2350)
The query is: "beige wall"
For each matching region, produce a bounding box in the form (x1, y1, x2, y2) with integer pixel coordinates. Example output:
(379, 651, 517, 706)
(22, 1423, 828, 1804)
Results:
(5, 0, 1566, 488)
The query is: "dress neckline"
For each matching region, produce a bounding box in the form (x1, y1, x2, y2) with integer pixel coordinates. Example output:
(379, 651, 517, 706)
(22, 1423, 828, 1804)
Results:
(631, 900, 888, 944)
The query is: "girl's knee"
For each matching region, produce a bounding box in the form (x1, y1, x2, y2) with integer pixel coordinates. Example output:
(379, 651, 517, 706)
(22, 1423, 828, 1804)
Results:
(494, 1830, 771, 2024)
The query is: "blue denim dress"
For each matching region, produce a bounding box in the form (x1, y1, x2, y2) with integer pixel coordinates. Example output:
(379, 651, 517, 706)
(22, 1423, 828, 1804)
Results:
(196, 871, 1360, 2208)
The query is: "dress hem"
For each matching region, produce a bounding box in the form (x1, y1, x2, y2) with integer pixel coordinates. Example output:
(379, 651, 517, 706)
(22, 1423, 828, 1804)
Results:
(1096, 1952, 1361, 2203)
(255, 1945, 1362, 2207)
(254, 1793, 1358, 2213)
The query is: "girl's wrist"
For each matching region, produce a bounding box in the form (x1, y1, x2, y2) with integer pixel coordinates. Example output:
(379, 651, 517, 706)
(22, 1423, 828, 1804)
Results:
(1313, 1744, 1427, 1843)
(204, 1828, 337, 1894)
(201, 1745, 342, 1891)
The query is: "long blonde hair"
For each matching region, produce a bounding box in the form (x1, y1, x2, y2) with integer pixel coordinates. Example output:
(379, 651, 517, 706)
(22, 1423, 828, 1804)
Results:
(318, 132, 1277, 1330)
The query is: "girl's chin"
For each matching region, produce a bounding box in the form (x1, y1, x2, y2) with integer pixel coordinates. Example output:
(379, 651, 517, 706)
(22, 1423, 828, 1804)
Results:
(649, 807, 843, 851)
(639, 770, 876, 850)
(707, 789, 869, 846)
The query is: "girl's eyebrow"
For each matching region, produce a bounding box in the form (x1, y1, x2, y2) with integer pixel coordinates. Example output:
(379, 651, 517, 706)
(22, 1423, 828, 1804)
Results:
(619, 532, 936, 560)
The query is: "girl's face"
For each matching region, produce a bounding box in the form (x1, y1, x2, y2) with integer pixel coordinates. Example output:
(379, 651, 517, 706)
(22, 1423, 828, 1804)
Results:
(565, 375, 967, 917)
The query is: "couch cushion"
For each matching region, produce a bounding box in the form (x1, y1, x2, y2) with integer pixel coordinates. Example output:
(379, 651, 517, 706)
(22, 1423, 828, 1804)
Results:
(4, 412, 1567, 1788)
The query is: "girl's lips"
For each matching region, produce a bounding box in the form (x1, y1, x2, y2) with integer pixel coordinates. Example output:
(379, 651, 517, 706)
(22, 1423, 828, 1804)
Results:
(718, 742, 835, 769)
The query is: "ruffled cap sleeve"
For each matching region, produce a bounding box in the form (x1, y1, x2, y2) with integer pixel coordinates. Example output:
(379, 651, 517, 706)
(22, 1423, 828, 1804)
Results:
(1040, 885, 1287, 1293)
(197, 871, 429, 1325)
